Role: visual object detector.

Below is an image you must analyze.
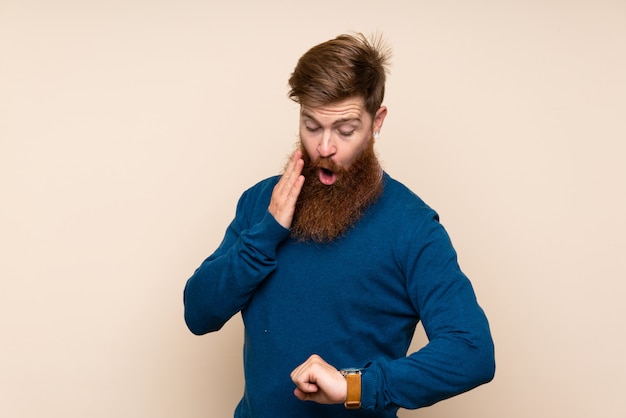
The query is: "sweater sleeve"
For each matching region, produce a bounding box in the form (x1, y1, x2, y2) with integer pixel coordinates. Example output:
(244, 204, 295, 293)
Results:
(361, 212, 495, 412)
(183, 184, 291, 335)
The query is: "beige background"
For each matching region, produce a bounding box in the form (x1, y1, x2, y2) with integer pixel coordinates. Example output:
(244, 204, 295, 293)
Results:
(2, 1, 625, 417)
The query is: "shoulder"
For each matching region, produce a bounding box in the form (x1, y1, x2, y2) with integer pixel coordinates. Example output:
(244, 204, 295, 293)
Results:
(374, 173, 448, 249)
(380, 172, 438, 220)
(378, 174, 458, 267)
(242, 175, 280, 199)
(234, 175, 280, 216)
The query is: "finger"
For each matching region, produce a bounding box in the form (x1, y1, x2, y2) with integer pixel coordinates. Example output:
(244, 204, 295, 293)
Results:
(290, 149, 304, 177)
(279, 151, 304, 195)
(294, 380, 318, 394)
(294, 386, 319, 402)
(269, 150, 305, 228)
(288, 170, 305, 202)
(279, 150, 302, 184)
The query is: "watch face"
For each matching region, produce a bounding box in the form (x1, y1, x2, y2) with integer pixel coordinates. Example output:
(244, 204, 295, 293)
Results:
(340, 368, 362, 376)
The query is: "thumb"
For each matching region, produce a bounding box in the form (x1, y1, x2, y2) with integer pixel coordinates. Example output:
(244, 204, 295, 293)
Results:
(296, 381, 319, 394)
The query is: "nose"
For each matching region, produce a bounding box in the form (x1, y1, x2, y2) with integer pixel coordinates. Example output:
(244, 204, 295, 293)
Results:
(317, 130, 336, 158)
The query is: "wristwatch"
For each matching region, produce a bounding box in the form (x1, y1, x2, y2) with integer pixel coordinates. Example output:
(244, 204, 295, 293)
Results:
(340, 369, 362, 409)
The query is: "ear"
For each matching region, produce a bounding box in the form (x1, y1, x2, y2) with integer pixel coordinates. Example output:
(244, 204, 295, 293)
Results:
(373, 106, 388, 137)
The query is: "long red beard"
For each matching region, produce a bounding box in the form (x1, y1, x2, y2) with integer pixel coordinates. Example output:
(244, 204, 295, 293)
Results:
(290, 142, 383, 243)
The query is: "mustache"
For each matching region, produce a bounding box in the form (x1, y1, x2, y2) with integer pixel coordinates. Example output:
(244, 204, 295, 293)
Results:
(300, 149, 343, 174)
(309, 158, 341, 173)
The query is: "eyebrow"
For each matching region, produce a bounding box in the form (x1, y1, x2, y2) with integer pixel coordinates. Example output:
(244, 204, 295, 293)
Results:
(301, 111, 362, 127)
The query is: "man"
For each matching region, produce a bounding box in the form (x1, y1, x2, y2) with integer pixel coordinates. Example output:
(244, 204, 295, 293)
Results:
(184, 33, 495, 417)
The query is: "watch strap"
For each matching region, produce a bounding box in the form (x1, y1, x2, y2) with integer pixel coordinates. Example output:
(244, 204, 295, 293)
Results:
(341, 369, 362, 409)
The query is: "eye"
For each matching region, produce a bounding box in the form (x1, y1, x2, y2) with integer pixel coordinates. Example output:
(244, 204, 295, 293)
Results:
(305, 125, 321, 133)
(338, 129, 355, 137)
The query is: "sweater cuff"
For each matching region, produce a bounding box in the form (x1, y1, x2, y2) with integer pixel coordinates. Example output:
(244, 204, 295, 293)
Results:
(245, 210, 291, 252)
(360, 363, 379, 410)
(264, 210, 291, 240)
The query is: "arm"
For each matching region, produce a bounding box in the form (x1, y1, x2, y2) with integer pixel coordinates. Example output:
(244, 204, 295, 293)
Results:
(183, 151, 305, 335)
(183, 207, 288, 335)
(361, 215, 495, 410)
(290, 214, 495, 411)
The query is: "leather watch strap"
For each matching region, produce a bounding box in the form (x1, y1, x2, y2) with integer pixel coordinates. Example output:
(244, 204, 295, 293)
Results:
(341, 369, 362, 409)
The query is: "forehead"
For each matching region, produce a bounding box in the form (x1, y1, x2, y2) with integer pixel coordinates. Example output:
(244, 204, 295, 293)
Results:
(300, 97, 368, 123)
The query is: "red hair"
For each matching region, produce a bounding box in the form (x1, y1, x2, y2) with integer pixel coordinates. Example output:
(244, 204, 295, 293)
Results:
(288, 33, 391, 117)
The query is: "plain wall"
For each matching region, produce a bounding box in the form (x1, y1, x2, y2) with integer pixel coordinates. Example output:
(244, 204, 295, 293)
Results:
(2, 1, 625, 417)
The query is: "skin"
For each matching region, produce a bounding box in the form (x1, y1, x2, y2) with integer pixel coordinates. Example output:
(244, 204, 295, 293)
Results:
(267, 96, 388, 404)
(300, 97, 387, 186)
(267, 148, 305, 229)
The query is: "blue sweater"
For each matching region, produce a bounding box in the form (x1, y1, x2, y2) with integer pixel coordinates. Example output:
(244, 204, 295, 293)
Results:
(184, 173, 495, 417)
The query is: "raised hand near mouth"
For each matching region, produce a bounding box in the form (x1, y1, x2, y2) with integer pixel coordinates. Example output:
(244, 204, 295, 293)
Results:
(268, 149, 305, 229)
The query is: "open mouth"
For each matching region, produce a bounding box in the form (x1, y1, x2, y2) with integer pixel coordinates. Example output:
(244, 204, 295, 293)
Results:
(317, 167, 337, 186)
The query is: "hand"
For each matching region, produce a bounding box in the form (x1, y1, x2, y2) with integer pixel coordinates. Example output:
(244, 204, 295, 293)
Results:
(268, 149, 305, 229)
(290, 354, 347, 405)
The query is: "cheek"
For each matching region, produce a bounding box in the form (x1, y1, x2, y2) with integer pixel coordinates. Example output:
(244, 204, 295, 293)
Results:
(339, 151, 357, 168)
(299, 132, 317, 156)
(340, 139, 370, 167)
